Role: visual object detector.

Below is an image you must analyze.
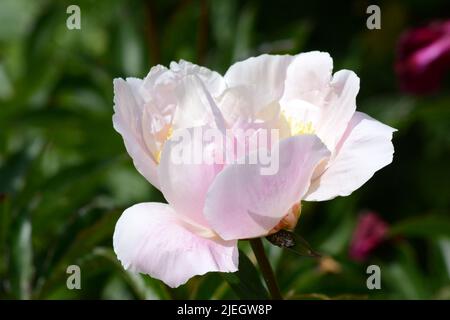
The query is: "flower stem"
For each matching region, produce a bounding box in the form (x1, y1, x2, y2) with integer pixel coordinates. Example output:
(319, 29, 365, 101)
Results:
(249, 238, 283, 300)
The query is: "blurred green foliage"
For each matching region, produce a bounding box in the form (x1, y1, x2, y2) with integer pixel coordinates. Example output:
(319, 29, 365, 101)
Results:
(0, 0, 449, 299)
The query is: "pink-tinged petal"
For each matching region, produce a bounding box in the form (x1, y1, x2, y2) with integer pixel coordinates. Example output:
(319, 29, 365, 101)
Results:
(315, 70, 360, 150)
(278, 98, 321, 138)
(141, 64, 168, 93)
(305, 112, 396, 201)
(217, 86, 282, 127)
(140, 101, 172, 161)
(204, 135, 330, 240)
(140, 64, 176, 115)
(170, 60, 226, 97)
(224, 54, 294, 108)
(279, 52, 359, 151)
(158, 126, 224, 227)
(138, 62, 226, 144)
(281, 51, 333, 106)
(173, 75, 226, 133)
(141, 61, 226, 106)
(217, 86, 255, 126)
(113, 203, 238, 288)
(113, 78, 160, 189)
(125, 77, 146, 106)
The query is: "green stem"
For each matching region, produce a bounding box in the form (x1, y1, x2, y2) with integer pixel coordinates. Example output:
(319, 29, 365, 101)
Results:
(249, 238, 283, 300)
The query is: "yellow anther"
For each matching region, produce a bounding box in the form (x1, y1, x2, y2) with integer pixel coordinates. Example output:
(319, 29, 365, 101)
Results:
(155, 150, 162, 164)
(166, 126, 173, 140)
(155, 126, 173, 164)
(282, 111, 315, 136)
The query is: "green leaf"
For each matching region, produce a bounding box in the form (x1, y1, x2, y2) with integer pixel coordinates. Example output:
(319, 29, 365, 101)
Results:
(266, 230, 321, 258)
(0, 143, 42, 194)
(222, 250, 269, 299)
(117, 13, 144, 77)
(34, 207, 121, 298)
(437, 238, 450, 281)
(10, 214, 33, 299)
(0, 195, 10, 279)
(232, 4, 256, 61)
(389, 215, 450, 239)
(83, 247, 168, 300)
(383, 243, 429, 299)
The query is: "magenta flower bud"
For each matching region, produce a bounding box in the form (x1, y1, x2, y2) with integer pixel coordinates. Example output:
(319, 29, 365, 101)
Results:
(349, 211, 389, 262)
(395, 20, 450, 95)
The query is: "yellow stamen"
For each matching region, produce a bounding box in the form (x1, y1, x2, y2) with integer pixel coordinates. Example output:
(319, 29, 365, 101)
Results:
(155, 126, 174, 164)
(282, 110, 315, 136)
(166, 126, 174, 140)
(155, 150, 162, 164)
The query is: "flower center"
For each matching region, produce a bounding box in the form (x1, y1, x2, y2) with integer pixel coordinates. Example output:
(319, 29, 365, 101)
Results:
(155, 126, 173, 164)
(281, 110, 315, 136)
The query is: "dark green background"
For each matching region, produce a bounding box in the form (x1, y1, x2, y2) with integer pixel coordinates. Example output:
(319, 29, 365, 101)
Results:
(0, 0, 449, 299)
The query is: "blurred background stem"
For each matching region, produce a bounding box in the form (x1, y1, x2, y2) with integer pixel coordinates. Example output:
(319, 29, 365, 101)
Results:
(249, 238, 282, 300)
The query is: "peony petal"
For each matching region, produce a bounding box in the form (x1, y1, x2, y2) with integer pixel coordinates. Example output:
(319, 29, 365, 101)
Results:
(141, 61, 226, 106)
(204, 135, 330, 240)
(217, 86, 282, 128)
(126, 77, 146, 106)
(170, 60, 226, 97)
(281, 51, 333, 106)
(314, 70, 360, 150)
(141, 65, 168, 96)
(173, 75, 226, 133)
(140, 65, 176, 116)
(113, 202, 238, 288)
(139, 62, 227, 141)
(217, 86, 255, 126)
(158, 126, 224, 227)
(113, 78, 160, 189)
(280, 52, 359, 151)
(305, 112, 396, 201)
(224, 54, 294, 109)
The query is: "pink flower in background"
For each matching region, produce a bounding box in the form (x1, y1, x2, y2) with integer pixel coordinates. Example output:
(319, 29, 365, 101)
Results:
(112, 52, 395, 287)
(395, 20, 450, 95)
(349, 211, 389, 262)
